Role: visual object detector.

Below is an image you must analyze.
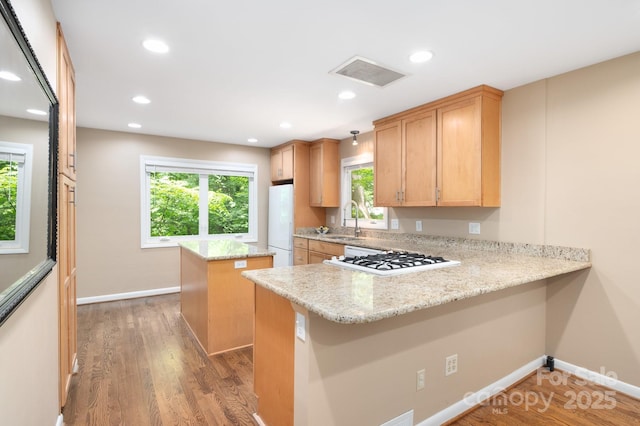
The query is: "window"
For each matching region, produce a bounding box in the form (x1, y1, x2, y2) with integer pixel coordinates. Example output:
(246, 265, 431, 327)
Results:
(341, 153, 387, 230)
(0, 142, 33, 254)
(140, 155, 257, 248)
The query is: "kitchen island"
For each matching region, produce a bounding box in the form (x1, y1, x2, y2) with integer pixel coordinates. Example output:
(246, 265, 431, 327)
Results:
(179, 240, 273, 356)
(242, 235, 591, 425)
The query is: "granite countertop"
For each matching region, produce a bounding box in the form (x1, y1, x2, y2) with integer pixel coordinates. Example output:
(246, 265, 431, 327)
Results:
(179, 240, 274, 261)
(242, 233, 591, 324)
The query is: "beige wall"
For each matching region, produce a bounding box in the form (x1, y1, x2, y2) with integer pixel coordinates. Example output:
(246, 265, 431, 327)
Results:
(0, 0, 60, 424)
(328, 52, 640, 387)
(76, 127, 272, 298)
(0, 268, 59, 424)
(298, 281, 547, 424)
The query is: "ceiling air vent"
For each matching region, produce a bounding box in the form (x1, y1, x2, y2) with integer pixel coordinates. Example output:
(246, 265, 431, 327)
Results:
(331, 56, 406, 87)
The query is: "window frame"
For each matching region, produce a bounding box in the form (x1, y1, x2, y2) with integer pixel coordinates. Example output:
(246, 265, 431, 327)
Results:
(140, 155, 258, 248)
(341, 153, 388, 230)
(0, 141, 33, 254)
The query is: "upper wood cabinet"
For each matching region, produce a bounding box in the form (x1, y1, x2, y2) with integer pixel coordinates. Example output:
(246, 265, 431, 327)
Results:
(309, 138, 340, 207)
(57, 24, 76, 180)
(270, 141, 325, 229)
(373, 85, 503, 207)
(374, 110, 437, 206)
(271, 144, 294, 181)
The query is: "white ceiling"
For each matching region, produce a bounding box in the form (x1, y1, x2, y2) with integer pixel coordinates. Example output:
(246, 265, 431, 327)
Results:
(51, 0, 640, 148)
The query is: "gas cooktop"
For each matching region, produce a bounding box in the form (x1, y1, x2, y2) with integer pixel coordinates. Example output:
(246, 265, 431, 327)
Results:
(324, 251, 461, 276)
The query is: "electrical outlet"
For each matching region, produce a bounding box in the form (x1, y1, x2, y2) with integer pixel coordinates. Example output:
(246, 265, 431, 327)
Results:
(445, 354, 458, 376)
(416, 369, 425, 391)
(416, 220, 422, 232)
(469, 222, 481, 235)
(330, 215, 335, 224)
(295, 312, 306, 342)
(391, 219, 399, 230)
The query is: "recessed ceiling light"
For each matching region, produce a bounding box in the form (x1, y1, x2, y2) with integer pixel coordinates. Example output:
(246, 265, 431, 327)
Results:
(132, 95, 151, 104)
(128, 122, 142, 129)
(409, 50, 434, 64)
(26, 108, 47, 116)
(338, 90, 356, 100)
(247, 138, 258, 143)
(142, 39, 169, 54)
(279, 121, 292, 129)
(0, 71, 21, 81)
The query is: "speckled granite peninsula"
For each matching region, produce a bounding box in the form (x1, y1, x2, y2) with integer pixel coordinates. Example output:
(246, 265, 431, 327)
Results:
(242, 232, 591, 426)
(179, 239, 274, 260)
(241, 232, 591, 324)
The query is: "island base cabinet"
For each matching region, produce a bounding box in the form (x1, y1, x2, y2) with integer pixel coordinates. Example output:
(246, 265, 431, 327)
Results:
(179, 248, 272, 356)
(254, 285, 295, 426)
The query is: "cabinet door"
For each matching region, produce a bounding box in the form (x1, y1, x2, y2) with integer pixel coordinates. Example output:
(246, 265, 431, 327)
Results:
(403, 111, 437, 206)
(281, 145, 294, 180)
(57, 25, 76, 180)
(374, 121, 402, 206)
(271, 149, 282, 181)
(309, 140, 339, 207)
(59, 175, 77, 407)
(308, 251, 329, 264)
(437, 97, 482, 206)
(309, 143, 322, 206)
(293, 247, 309, 265)
(271, 145, 294, 181)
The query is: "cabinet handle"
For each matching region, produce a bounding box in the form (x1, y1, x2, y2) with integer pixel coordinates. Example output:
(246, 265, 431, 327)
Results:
(435, 187, 440, 202)
(70, 151, 76, 172)
(69, 187, 76, 205)
(396, 191, 400, 201)
(401, 191, 404, 202)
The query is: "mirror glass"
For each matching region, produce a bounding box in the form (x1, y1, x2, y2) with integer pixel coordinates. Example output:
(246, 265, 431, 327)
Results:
(0, 0, 57, 325)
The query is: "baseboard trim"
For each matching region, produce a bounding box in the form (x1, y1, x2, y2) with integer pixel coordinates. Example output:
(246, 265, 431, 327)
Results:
(418, 355, 640, 425)
(77, 286, 180, 305)
(418, 356, 546, 426)
(553, 358, 640, 399)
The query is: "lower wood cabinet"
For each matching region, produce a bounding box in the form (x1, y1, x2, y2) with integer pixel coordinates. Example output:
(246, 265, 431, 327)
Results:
(293, 238, 344, 265)
(254, 285, 294, 426)
(308, 239, 343, 264)
(180, 248, 273, 356)
(293, 237, 309, 265)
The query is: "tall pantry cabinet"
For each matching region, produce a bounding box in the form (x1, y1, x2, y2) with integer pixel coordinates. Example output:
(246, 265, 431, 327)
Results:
(57, 23, 77, 409)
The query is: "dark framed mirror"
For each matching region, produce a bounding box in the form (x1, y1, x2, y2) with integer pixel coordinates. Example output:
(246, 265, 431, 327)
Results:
(0, 0, 58, 325)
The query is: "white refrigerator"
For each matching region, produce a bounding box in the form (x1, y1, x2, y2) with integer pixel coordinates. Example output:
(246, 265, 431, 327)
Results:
(268, 184, 294, 267)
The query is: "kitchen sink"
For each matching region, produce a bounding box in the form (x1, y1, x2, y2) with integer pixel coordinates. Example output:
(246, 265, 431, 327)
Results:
(322, 235, 364, 242)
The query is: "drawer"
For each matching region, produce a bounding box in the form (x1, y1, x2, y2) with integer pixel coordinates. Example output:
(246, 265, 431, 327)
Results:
(308, 251, 330, 264)
(293, 237, 309, 249)
(293, 247, 308, 265)
(308, 240, 343, 257)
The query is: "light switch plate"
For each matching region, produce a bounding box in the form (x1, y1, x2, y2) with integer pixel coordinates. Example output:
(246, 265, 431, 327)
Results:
(416, 220, 422, 232)
(234, 259, 247, 269)
(391, 219, 399, 230)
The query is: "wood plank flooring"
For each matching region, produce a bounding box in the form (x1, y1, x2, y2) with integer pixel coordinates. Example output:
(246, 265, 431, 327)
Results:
(447, 368, 640, 425)
(64, 294, 639, 425)
(62, 294, 257, 425)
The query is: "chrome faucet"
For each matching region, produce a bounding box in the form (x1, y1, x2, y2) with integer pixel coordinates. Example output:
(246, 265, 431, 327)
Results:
(343, 200, 361, 237)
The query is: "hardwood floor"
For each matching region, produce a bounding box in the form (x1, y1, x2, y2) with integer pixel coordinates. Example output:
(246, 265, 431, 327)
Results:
(64, 294, 639, 425)
(447, 368, 640, 425)
(62, 294, 257, 425)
